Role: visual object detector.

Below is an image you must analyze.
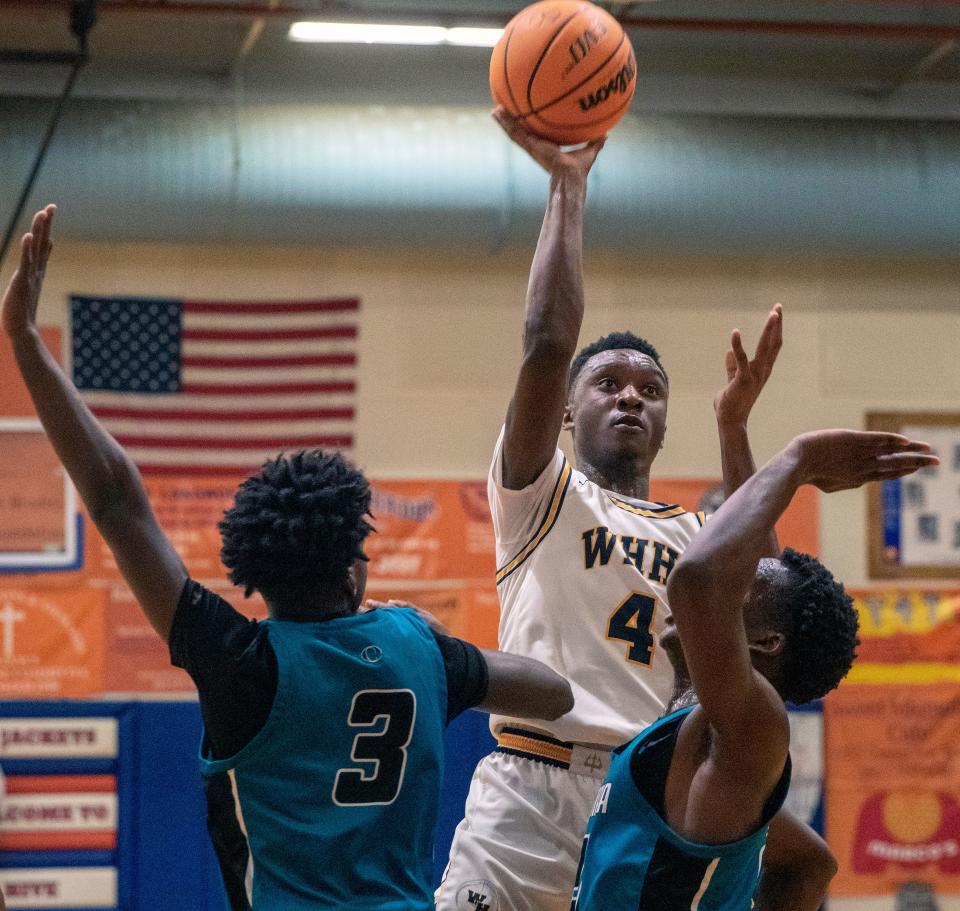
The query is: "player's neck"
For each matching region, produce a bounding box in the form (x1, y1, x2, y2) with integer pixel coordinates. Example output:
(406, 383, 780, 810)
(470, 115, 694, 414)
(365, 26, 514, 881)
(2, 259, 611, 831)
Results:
(578, 458, 651, 500)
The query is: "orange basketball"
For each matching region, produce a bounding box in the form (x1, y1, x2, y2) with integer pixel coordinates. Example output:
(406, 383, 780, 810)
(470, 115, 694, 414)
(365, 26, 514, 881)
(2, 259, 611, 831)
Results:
(490, 0, 637, 145)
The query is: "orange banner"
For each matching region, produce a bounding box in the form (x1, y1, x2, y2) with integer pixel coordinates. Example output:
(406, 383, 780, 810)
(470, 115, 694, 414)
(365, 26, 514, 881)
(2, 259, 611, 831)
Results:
(826, 589, 960, 897)
(0, 588, 105, 698)
(366, 481, 495, 583)
(0, 433, 66, 555)
(826, 683, 960, 895)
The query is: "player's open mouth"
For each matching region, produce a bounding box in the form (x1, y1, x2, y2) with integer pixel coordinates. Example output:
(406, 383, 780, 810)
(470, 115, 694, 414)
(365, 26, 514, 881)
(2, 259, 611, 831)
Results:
(613, 415, 644, 429)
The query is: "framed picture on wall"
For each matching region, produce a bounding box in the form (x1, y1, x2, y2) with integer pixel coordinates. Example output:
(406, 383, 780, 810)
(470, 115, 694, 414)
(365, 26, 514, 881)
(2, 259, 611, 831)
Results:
(0, 420, 80, 572)
(867, 411, 960, 579)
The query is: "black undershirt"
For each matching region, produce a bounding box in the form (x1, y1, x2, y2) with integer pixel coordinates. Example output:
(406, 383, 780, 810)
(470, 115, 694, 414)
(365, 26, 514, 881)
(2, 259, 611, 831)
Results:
(168, 578, 489, 760)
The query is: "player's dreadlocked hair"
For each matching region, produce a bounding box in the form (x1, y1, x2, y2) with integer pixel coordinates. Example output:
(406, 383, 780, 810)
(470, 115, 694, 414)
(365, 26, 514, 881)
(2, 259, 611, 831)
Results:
(219, 450, 373, 601)
(771, 547, 859, 705)
(568, 331, 667, 391)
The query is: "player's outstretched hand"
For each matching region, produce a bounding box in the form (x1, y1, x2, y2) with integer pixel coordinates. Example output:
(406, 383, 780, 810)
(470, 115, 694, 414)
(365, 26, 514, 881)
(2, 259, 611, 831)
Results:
(364, 599, 451, 637)
(2, 204, 56, 339)
(492, 106, 605, 182)
(714, 303, 783, 427)
(792, 430, 939, 493)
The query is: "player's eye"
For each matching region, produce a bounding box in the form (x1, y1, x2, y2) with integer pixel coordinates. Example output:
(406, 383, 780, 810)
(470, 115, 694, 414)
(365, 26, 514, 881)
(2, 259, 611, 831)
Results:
(597, 377, 617, 390)
(644, 384, 661, 396)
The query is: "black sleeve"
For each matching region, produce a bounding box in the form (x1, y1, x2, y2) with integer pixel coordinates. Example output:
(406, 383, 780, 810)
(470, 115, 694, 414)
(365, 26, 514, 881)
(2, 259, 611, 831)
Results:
(169, 578, 277, 759)
(431, 632, 489, 723)
(204, 772, 251, 911)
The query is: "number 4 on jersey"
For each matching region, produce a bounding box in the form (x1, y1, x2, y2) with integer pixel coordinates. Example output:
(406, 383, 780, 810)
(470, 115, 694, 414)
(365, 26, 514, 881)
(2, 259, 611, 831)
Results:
(606, 593, 657, 665)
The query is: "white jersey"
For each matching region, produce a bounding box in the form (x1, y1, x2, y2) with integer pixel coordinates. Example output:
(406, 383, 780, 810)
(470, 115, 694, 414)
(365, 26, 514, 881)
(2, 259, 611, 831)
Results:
(488, 428, 704, 747)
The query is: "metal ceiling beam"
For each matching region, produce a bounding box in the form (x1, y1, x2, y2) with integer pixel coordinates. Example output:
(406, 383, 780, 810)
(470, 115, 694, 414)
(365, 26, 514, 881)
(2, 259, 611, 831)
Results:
(4, 0, 960, 42)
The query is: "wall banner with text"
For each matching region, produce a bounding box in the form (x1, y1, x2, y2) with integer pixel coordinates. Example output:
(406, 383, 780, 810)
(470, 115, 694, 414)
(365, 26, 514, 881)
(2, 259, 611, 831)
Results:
(826, 589, 960, 898)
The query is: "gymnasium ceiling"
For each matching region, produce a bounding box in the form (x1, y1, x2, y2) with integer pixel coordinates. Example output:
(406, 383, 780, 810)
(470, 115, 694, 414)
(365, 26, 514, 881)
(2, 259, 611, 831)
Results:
(1, 0, 960, 117)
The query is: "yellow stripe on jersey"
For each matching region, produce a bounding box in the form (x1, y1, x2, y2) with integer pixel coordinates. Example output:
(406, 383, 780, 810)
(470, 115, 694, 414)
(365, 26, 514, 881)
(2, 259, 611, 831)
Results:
(695, 510, 706, 526)
(495, 460, 573, 585)
(496, 731, 573, 765)
(606, 497, 689, 520)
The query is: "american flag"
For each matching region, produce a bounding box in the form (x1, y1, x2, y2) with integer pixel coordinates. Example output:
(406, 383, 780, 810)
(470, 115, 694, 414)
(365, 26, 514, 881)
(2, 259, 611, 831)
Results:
(71, 295, 357, 475)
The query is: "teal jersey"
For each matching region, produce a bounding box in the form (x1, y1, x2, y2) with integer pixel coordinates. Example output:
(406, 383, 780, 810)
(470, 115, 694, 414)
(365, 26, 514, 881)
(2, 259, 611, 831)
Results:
(200, 608, 447, 911)
(572, 707, 791, 911)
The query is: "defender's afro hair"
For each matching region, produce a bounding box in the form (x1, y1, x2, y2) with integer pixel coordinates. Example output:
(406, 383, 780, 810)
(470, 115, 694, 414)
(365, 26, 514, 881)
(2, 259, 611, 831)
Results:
(219, 450, 373, 600)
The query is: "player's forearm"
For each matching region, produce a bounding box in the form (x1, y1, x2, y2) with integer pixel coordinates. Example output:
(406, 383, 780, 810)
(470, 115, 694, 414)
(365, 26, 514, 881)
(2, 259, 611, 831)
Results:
(717, 420, 779, 556)
(522, 173, 587, 359)
(478, 648, 574, 720)
(670, 444, 803, 601)
(9, 325, 148, 525)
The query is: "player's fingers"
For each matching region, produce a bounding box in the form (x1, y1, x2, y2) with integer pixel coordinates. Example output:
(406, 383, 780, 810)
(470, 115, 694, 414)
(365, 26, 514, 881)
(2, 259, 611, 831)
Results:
(755, 306, 783, 364)
(730, 330, 749, 372)
(724, 349, 736, 381)
(19, 232, 33, 270)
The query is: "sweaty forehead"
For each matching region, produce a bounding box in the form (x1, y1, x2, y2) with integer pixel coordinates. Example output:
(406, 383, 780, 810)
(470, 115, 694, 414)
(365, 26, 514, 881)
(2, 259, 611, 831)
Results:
(583, 349, 667, 381)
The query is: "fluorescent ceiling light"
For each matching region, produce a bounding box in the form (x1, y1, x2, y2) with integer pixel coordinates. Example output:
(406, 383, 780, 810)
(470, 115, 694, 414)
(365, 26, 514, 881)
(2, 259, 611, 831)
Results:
(289, 21, 503, 48)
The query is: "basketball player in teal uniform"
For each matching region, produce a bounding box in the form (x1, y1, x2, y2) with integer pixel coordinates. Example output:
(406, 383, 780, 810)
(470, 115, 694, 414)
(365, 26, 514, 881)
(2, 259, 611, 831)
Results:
(2, 205, 574, 911)
(571, 427, 938, 910)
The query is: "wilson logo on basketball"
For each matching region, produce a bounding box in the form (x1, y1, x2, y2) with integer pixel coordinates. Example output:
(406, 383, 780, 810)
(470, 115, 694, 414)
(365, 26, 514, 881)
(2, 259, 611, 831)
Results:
(564, 23, 608, 74)
(578, 58, 637, 112)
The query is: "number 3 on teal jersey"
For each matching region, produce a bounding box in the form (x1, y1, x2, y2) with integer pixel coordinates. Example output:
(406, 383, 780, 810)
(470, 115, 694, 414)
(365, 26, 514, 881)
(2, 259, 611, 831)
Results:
(606, 592, 658, 665)
(333, 689, 417, 806)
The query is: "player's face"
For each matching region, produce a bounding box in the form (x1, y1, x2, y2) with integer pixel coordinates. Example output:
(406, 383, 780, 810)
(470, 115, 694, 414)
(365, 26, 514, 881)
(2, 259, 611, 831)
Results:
(566, 350, 668, 470)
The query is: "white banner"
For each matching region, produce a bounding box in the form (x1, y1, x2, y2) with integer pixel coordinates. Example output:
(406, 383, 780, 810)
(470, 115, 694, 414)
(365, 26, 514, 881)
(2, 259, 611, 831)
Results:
(0, 718, 117, 758)
(0, 793, 116, 832)
(1, 867, 117, 909)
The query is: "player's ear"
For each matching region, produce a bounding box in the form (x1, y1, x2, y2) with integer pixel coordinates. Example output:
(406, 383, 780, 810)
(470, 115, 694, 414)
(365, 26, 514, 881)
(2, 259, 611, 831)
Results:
(561, 399, 575, 431)
(749, 630, 785, 658)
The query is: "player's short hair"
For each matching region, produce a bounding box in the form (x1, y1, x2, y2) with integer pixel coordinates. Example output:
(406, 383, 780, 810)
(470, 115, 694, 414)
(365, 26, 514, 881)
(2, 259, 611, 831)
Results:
(772, 548, 859, 705)
(219, 450, 373, 601)
(568, 331, 667, 391)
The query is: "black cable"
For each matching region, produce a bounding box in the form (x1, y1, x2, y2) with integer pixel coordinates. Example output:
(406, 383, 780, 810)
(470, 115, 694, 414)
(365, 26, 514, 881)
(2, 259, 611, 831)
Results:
(0, 0, 98, 268)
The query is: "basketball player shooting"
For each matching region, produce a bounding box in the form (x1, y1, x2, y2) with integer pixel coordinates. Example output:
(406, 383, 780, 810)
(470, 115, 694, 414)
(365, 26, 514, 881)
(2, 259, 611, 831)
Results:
(437, 109, 783, 911)
(2, 205, 575, 911)
(571, 428, 938, 910)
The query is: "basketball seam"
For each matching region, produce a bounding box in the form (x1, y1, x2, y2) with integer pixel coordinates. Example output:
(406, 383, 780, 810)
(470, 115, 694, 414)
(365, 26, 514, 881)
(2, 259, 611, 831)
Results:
(524, 8, 586, 117)
(525, 31, 630, 119)
(501, 22, 523, 116)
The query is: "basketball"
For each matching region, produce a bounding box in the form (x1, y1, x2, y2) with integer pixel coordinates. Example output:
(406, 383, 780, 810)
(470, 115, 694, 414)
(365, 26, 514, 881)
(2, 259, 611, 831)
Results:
(490, 0, 637, 145)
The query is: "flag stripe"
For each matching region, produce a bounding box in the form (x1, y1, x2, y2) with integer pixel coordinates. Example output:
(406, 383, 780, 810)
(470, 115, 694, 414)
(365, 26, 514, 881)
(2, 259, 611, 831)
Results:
(183, 366, 355, 384)
(185, 300, 358, 315)
(82, 391, 354, 410)
(182, 326, 356, 342)
(182, 339, 355, 358)
(184, 312, 357, 331)
(131, 447, 353, 468)
(102, 419, 354, 438)
(91, 406, 354, 422)
(182, 354, 356, 369)
(179, 381, 356, 395)
(114, 435, 353, 450)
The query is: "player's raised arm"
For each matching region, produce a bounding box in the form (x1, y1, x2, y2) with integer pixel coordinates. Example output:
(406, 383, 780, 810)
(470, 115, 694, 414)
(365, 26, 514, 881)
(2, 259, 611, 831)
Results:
(713, 304, 783, 554)
(2, 206, 187, 641)
(666, 429, 938, 761)
(492, 108, 605, 490)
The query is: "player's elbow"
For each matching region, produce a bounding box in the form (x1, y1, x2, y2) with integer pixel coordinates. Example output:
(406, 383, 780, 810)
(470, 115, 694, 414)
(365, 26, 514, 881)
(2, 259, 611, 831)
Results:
(665, 560, 711, 618)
